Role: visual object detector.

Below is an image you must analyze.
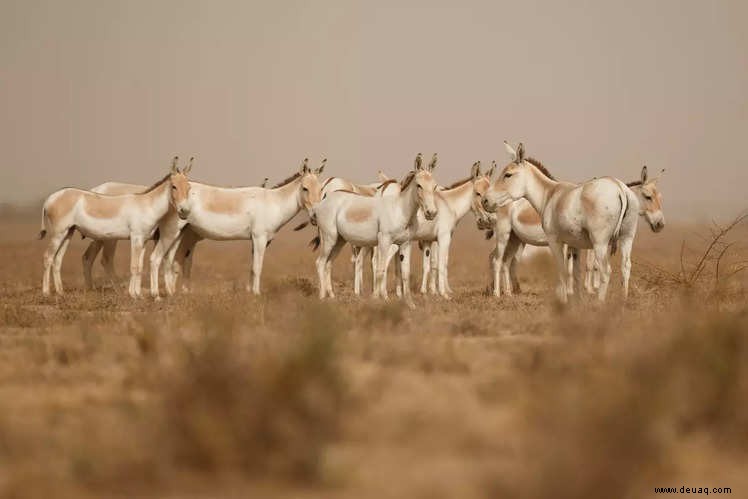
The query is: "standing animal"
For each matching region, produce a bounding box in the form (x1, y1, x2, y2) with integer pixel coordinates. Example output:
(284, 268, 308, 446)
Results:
(149, 158, 325, 298)
(38, 156, 192, 297)
(482, 142, 639, 303)
(311, 153, 440, 307)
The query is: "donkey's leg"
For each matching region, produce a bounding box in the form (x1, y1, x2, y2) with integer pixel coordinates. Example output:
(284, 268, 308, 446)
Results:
(436, 234, 452, 299)
(100, 240, 118, 284)
(324, 238, 346, 299)
(134, 236, 147, 298)
(619, 237, 634, 300)
(374, 235, 393, 299)
(52, 229, 74, 295)
(165, 231, 188, 296)
(43, 231, 67, 296)
(570, 248, 584, 297)
(593, 243, 612, 302)
(393, 244, 403, 297)
(370, 246, 378, 295)
(502, 236, 522, 296)
(250, 234, 268, 295)
(420, 242, 430, 294)
(149, 221, 181, 299)
(315, 232, 337, 299)
(82, 240, 103, 290)
(398, 241, 415, 308)
(491, 231, 510, 298)
(352, 246, 363, 296)
(175, 229, 198, 293)
(547, 239, 569, 304)
(382, 243, 399, 300)
(583, 250, 594, 293)
(429, 242, 439, 295)
(128, 236, 146, 298)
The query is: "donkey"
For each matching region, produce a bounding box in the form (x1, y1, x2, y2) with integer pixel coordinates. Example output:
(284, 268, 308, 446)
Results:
(150, 158, 325, 298)
(82, 181, 147, 289)
(482, 142, 639, 303)
(38, 156, 192, 297)
(312, 153, 439, 307)
(584, 165, 665, 292)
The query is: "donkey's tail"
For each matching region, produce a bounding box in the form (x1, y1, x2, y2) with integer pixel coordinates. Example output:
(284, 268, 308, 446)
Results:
(38, 207, 47, 239)
(612, 185, 628, 242)
(309, 235, 321, 251)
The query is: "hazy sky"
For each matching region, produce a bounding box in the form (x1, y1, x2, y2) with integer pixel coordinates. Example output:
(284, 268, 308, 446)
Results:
(1, 0, 746, 218)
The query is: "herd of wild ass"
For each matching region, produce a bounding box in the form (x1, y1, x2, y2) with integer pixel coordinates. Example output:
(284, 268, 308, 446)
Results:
(38, 142, 665, 307)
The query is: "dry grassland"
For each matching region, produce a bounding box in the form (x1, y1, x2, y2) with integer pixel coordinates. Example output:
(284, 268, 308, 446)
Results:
(0, 211, 746, 499)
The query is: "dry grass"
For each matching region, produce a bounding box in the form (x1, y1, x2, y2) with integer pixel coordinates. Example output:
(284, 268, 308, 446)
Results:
(0, 213, 747, 498)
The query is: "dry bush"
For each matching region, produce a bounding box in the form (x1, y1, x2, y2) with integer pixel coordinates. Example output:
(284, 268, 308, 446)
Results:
(492, 306, 748, 499)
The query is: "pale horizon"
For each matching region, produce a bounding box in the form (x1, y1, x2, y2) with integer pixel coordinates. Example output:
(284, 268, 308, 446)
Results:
(1, 0, 746, 220)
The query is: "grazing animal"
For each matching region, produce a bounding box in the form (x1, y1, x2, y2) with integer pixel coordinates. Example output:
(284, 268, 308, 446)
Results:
(38, 156, 192, 297)
(150, 158, 325, 298)
(312, 153, 439, 307)
(82, 182, 147, 289)
(482, 142, 639, 303)
(584, 165, 665, 292)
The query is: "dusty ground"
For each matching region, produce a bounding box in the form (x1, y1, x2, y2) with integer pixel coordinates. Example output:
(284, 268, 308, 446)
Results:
(0, 211, 746, 499)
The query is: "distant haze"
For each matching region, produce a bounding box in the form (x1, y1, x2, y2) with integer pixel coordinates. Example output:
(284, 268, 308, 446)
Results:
(1, 0, 746, 219)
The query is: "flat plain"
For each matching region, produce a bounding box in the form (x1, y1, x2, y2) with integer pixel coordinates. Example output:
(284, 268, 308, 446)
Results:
(0, 210, 746, 499)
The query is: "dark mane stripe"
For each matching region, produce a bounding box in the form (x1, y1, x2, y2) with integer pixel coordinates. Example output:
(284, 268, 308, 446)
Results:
(626, 180, 642, 187)
(445, 176, 472, 189)
(272, 172, 301, 188)
(334, 189, 367, 196)
(400, 171, 416, 191)
(377, 179, 398, 190)
(142, 173, 171, 193)
(525, 157, 555, 180)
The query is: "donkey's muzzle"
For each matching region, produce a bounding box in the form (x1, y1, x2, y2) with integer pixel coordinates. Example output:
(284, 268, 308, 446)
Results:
(424, 210, 437, 221)
(177, 208, 191, 220)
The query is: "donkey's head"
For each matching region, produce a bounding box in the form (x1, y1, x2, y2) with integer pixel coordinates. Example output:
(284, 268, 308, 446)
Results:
(408, 153, 439, 220)
(298, 157, 325, 212)
(169, 156, 193, 219)
(482, 141, 532, 212)
(630, 165, 665, 232)
(470, 160, 496, 227)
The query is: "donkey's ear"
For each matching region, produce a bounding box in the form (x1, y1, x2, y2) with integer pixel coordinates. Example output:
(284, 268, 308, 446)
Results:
(183, 157, 194, 174)
(414, 153, 423, 170)
(315, 158, 327, 175)
(503, 140, 517, 159)
(641, 165, 648, 184)
(261, 177, 269, 188)
(170, 156, 180, 174)
(516, 143, 525, 162)
(471, 161, 481, 179)
(428, 153, 438, 171)
(653, 168, 666, 182)
(300, 157, 310, 174)
(487, 160, 496, 179)
(377, 170, 390, 182)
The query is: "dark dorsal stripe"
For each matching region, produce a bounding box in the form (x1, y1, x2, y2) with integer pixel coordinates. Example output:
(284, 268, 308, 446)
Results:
(626, 180, 643, 187)
(400, 171, 416, 191)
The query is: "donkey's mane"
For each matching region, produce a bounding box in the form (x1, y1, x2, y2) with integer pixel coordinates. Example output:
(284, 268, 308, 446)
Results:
(334, 189, 367, 197)
(272, 172, 301, 188)
(626, 180, 642, 187)
(525, 157, 555, 180)
(445, 176, 472, 189)
(377, 179, 398, 190)
(142, 173, 171, 193)
(400, 171, 416, 191)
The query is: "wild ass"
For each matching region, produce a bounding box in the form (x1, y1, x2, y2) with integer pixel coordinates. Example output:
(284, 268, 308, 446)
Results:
(584, 165, 665, 292)
(150, 158, 325, 297)
(311, 153, 439, 307)
(482, 142, 639, 303)
(38, 156, 192, 297)
(82, 181, 147, 289)
(477, 164, 666, 297)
